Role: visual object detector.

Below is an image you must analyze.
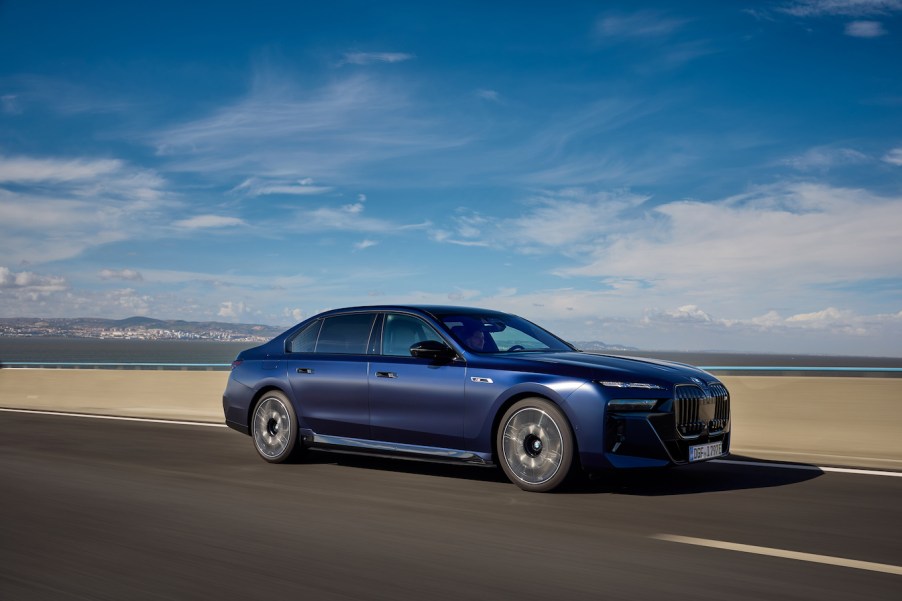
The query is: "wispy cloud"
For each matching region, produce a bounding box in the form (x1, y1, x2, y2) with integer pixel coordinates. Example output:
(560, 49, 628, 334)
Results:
(433, 189, 648, 251)
(173, 215, 246, 229)
(475, 89, 501, 102)
(1, 94, 21, 115)
(99, 268, 143, 281)
(151, 70, 469, 185)
(595, 10, 687, 40)
(0, 154, 175, 264)
(779, 0, 902, 17)
(434, 182, 902, 327)
(0, 75, 135, 115)
(354, 239, 378, 250)
(845, 20, 889, 36)
(339, 52, 415, 66)
(232, 177, 333, 197)
(553, 183, 902, 314)
(782, 146, 869, 170)
(882, 147, 902, 165)
(0, 156, 122, 183)
(295, 199, 428, 233)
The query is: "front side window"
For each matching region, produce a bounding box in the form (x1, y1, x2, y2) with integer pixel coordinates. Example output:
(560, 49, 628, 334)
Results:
(314, 313, 376, 354)
(440, 313, 572, 353)
(382, 314, 444, 356)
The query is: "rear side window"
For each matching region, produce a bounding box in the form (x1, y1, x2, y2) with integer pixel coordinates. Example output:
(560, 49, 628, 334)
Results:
(315, 313, 376, 354)
(286, 320, 321, 353)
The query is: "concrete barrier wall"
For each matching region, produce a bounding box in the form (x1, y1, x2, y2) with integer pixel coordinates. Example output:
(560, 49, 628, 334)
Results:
(1, 369, 900, 470)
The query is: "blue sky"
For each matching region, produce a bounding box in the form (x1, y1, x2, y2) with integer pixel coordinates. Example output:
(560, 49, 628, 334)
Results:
(1, 0, 901, 355)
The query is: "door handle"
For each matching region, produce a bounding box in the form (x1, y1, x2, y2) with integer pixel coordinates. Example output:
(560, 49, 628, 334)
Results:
(376, 371, 397, 378)
(296, 367, 314, 374)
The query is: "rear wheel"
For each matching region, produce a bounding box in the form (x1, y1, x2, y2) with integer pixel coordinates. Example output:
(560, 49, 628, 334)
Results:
(497, 398, 574, 492)
(251, 391, 303, 463)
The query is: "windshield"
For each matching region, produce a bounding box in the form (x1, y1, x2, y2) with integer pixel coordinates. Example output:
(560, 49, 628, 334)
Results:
(437, 312, 574, 353)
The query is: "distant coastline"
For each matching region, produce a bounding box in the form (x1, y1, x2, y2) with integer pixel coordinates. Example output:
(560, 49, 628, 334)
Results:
(0, 316, 284, 343)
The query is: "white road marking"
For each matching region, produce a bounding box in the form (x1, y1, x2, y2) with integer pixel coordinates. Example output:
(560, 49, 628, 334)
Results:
(732, 448, 902, 465)
(0, 407, 227, 428)
(712, 458, 902, 478)
(653, 534, 902, 576)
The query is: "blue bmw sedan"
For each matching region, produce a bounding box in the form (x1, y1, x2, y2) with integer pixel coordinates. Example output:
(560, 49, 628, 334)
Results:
(223, 305, 730, 492)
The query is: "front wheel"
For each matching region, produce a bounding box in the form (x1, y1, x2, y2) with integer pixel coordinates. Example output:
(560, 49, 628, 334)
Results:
(251, 391, 303, 463)
(496, 398, 574, 492)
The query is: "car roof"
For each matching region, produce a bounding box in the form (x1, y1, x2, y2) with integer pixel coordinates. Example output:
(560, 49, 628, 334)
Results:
(316, 305, 505, 318)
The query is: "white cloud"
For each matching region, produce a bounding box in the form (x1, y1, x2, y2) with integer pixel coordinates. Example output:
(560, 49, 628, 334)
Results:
(354, 239, 378, 250)
(430, 184, 902, 328)
(296, 199, 428, 233)
(339, 52, 414, 66)
(783, 146, 868, 170)
(883, 148, 902, 165)
(476, 89, 501, 102)
(1, 94, 21, 115)
(151, 70, 471, 184)
(232, 177, 332, 197)
(642, 305, 714, 325)
(637, 304, 901, 340)
(0, 155, 174, 264)
(283, 307, 304, 322)
(556, 184, 902, 300)
(434, 189, 648, 251)
(780, 1, 902, 17)
(595, 11, 687, 40)
(845, 20, 888, 36)
(108, 288, 152, 315)
(99, 268, 143, 281)
(173, 215, 245, 229)
(0, 156, 122, 183)
(0, 266, 67, 292)
(218, 300, 249, 319)
(0, 266, 68, 305)
(786, 306, 851, 324)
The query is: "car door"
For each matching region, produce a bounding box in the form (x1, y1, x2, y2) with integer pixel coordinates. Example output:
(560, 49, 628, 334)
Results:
(285, 312, 376, 439)
(368, 312, 467, 450)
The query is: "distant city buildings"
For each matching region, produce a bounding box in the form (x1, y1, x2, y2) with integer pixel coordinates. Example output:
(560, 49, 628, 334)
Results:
(0, 319, 276, 343)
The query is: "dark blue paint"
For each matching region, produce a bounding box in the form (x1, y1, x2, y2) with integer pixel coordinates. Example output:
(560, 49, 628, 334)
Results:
(223, 305, 731, 473)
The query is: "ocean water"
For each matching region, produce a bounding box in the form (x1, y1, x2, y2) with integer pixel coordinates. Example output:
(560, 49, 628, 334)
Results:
(0, 337, 900, 371)
(0, 337, 257, 365)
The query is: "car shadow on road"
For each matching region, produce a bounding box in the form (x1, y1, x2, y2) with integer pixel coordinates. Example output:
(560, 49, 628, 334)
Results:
(562, 455, 824, 496)
(297, 451, 824, 494)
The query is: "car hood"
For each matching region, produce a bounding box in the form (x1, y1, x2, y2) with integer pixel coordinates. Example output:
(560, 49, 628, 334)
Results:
(495, 351, 718, 385)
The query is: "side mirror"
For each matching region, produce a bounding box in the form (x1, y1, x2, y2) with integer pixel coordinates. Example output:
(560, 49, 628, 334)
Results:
(409, 340, 456, 360)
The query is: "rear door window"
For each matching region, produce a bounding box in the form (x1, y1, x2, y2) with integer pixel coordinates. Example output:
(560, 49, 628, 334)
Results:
(286, 320, 322, 353)
(314, 313, 377, 354)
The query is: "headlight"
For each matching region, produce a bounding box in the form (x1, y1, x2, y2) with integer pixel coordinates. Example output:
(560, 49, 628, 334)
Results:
(606, 398, 659, 411)
(598, 381, 664, 390)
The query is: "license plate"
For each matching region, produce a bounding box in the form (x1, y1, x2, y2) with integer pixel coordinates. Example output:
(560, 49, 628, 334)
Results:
(689, 441, 723, 462)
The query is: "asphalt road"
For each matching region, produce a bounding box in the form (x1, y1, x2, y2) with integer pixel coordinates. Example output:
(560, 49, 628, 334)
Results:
(1, 412, 899, 600)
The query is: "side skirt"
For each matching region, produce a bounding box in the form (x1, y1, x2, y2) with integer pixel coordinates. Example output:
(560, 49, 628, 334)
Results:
(303, 433, 494, 467)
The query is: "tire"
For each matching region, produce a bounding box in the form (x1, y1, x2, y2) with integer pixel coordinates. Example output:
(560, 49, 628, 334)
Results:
(496, 398, 574, 492)
(251, 391, 303, 463)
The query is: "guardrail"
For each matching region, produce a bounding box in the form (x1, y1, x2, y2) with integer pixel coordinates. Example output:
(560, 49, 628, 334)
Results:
(0, 362, 230, 370)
